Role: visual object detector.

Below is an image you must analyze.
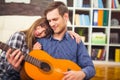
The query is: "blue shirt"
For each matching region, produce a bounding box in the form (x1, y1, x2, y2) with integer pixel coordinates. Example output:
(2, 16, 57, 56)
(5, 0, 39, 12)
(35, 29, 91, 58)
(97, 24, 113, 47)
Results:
(37, 32, 95, 80)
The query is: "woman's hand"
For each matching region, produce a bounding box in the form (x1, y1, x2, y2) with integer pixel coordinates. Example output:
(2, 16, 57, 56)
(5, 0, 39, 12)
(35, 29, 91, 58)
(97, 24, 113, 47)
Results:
(6, 49, 24, 72)
(33, 42, 42, 50)
(68, 31, 81, 43)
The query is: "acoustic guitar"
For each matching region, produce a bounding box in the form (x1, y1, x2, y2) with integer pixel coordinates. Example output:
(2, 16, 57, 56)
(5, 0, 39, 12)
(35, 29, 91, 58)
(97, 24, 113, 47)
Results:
(0, 41, 81, 80)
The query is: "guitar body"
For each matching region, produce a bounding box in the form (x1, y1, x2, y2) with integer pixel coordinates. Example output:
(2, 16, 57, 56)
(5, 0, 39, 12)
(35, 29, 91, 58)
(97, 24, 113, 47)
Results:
(21, 50, 81, 80)
(0, 41, 81, 80)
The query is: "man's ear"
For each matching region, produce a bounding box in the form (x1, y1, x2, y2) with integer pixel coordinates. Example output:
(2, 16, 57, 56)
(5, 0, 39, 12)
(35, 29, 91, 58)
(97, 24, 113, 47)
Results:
(63, 13, 69, 20)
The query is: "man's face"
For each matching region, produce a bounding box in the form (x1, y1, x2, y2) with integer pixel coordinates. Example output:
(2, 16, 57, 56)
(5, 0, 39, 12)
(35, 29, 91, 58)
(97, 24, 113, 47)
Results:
(46, 9, 68, 34)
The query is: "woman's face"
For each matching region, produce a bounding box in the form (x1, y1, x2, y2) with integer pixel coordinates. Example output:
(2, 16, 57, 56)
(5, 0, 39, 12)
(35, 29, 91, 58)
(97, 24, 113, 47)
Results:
(34, 25, 46, 38)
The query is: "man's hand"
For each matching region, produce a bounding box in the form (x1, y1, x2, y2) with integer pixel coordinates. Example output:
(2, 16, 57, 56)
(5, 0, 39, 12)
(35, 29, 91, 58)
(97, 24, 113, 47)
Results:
(62, 70, 86, 80)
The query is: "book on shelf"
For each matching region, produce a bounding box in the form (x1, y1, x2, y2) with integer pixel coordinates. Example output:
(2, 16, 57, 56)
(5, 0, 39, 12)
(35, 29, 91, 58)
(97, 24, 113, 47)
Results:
(98, 49, 106, 60)
(93, 0, 104, 8)
(115, 48, 120, 62)
(74, 14, 80, 25)
(85, 15, 90, 26)
(82, 0, 90, 8)
(93, 10, 98, 26)
(103, 10, 109, 26)
(112, 0, 115, 8)
(110, 33, 119, 44)
(114, 0, 120, 8)
(93, 10, 109, 26)
(100, 49, 106, 60)
(91, 48, 106, 60)
(112, 0, 120, 9)
(80, 14, 85, 25)
(75, 14, 90, 26)
(97, 49, 102, 59)
(98, 10, 103, 26)
(98, 0, 104, 8)
(76, 0, 83, 7)
(91, 48, 98, 60)
(92, 32, 106, 44)
(93, 0, 98, 8)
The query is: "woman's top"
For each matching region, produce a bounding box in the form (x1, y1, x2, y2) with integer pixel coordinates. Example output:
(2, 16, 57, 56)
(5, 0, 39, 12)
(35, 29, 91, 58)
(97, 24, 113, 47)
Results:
(0, 32, 29, 80)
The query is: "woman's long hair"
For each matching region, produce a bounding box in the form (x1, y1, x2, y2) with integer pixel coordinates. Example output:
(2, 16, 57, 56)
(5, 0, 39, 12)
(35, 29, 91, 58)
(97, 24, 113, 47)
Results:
(21, 17, 53, 51)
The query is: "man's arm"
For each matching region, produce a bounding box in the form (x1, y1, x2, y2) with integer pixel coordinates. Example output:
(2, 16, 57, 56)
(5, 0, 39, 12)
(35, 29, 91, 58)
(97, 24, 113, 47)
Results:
(77, 41, 96, 79)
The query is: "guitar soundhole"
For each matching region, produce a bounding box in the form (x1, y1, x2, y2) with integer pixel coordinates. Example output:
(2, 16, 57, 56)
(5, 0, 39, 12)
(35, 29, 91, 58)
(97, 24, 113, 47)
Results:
(40, 62, 51, 72)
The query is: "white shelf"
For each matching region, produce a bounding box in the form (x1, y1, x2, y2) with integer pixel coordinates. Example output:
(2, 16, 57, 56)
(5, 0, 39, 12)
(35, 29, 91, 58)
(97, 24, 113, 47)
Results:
(55, 0, 120, 65)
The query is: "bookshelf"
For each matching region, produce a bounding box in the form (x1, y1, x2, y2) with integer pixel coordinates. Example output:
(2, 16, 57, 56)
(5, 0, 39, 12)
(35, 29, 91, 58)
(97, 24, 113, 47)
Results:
(55, 0, 120, 65)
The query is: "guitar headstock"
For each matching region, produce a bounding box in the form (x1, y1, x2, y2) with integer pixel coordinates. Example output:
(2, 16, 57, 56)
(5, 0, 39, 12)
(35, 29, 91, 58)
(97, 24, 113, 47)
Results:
(0, 41, 15, 52)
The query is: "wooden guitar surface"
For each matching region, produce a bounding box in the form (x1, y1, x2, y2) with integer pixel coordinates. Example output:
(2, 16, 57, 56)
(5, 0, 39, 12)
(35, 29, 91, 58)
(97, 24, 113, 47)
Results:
(0, 41, 81, 80)
(23, 50, 81, 80)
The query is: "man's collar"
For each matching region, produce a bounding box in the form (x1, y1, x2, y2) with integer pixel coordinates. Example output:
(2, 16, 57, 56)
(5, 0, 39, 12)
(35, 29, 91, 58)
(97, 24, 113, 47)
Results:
(49, 32, 69, 41)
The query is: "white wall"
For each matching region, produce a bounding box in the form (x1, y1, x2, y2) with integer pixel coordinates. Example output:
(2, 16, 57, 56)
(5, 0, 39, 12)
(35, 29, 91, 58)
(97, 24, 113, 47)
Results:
(0, 15, 41, 43)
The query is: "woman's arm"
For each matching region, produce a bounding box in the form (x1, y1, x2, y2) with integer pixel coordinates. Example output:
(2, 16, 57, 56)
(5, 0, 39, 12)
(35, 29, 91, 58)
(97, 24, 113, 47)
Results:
(1, 32, 27, 80)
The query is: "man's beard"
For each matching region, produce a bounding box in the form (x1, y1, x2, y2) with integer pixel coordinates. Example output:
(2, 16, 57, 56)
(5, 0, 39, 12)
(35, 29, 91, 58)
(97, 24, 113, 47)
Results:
(54, 27, 66, 34)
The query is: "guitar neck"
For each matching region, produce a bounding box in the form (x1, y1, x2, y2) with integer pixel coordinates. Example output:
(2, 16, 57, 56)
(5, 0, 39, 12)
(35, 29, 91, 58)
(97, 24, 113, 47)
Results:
(0, 41, 16, 52)
(0, 41, 43, 68)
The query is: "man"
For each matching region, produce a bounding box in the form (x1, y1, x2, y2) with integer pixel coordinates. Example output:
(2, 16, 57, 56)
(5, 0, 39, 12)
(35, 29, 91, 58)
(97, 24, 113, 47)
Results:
(37, 1, 95, 80)
(3, 1, 95, 80)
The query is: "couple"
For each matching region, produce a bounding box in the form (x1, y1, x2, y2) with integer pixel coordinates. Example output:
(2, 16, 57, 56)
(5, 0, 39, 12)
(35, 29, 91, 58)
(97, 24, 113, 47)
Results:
(0, 1, 95, 80)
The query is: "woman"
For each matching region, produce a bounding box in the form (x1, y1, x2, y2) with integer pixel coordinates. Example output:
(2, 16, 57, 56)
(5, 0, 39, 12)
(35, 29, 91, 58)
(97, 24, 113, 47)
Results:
(0, 17, 53, 80)
(0, 17, 81, 80)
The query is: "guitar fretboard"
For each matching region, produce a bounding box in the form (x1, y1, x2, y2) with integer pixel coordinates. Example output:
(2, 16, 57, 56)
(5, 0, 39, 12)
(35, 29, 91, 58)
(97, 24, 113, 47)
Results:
(0, 41, 42, 68)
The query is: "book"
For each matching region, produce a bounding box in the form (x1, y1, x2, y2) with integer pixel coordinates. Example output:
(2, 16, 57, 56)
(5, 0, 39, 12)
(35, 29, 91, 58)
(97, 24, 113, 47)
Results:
(100, 49, 106, 60)
(74, 14, 80, 25)
(80, 14, 85, 25)
(92, 32, 106, 44)
(103, 10, 109, 26)
(93, 0, 98, 8)
(115, 48, 120, 62)
(97, 49, 102, 59)
(85, 15, 90, 26)
(98, 10, 103, 26)
(76, 0, 83, 7)
(82, 0, 90, 8)
(98, 0, 104, 8)
(112, 0, 115, 8)
(91, 48, 99, 60)
(114, 0, 119, 8)
(110, 33, 119, 44)
(93, 10, 98, 26)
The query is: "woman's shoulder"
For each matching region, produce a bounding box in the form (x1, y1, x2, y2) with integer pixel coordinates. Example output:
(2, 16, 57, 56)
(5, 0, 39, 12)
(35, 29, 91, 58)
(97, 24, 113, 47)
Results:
(11, 31, 25, 38)
(13, 31, 25, 36)
(7, 31, 26, 41)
